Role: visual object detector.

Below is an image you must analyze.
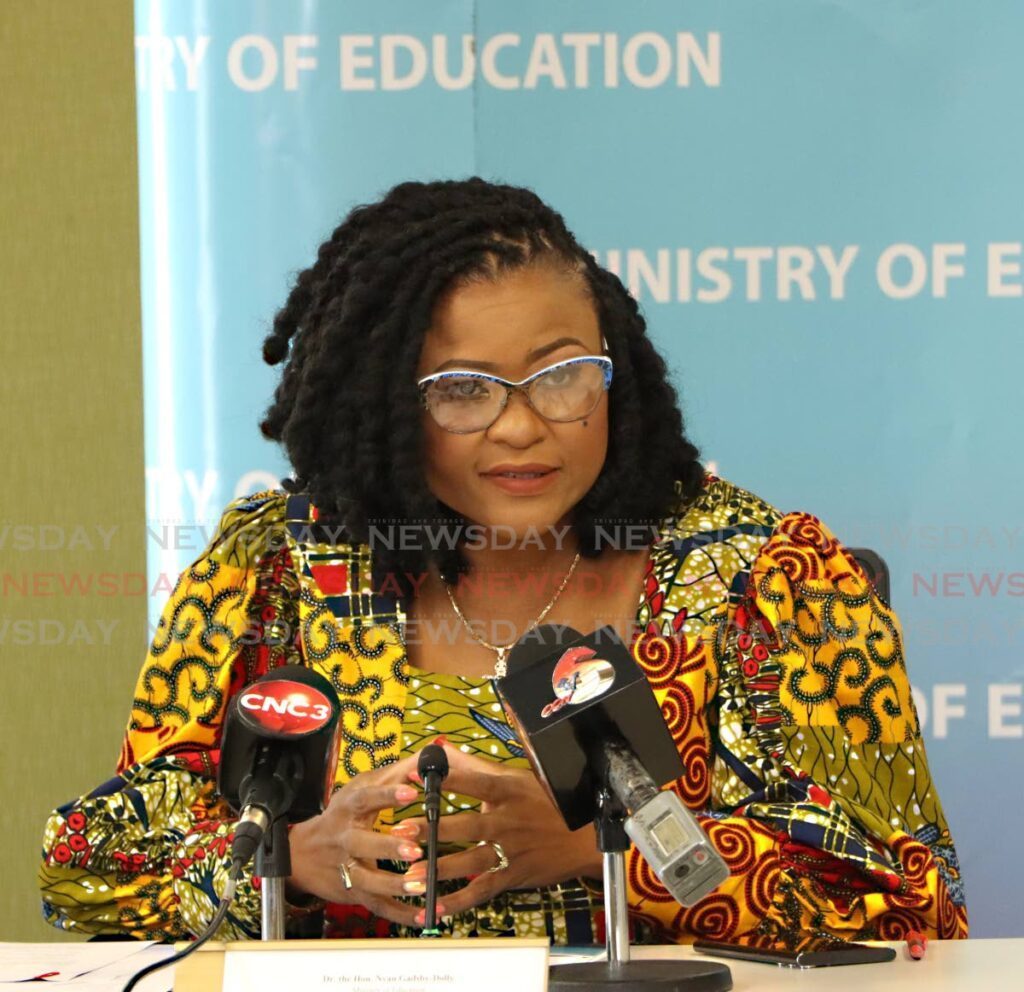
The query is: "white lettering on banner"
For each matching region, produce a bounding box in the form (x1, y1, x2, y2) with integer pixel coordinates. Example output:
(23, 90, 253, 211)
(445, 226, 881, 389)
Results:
(733, 247, 774, 301)
(433, 35, 475, 90)
(381, 35, 428, 91)
(184, 469, 218, 524)
(876, 243, 967, 299)
(145, 469, 285, 525)
(524, 34, 567, 89)
(481, 33, 520, 90)
(989, 685, 1024, 738)
(988, 242, 1023, 297)
(134, 36, 174, 90)
(594, 245, 860, 303)
(378, 31, 720, 91)
(222, 34, 320, 91)
(931, 684, 968, 738)
(340, 35, 376, 90)
(176, 36, 211, 90)
(604, 33, 619, 87)
(909, 683, 1024, 741)
(135, 36, 212, 91)
(283, 36, 318, 91)
(235, 470, 284, 499)
(562, 33, 601, 87)
(145, 468, 221, 527)
(595, 241, 1024, 302)
(227, 35, 279, 92)
(137, 32, 721, 92)
(932, 243, 968, 296)
(623, 32, 671, 88)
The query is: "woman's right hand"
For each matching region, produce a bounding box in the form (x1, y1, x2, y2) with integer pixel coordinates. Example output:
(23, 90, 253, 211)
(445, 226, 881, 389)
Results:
(286, 753, 443, 927)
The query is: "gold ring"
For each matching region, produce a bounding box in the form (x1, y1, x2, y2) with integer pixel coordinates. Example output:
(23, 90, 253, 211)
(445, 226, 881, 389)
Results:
(338, 859, 356, 890)
(477, 840, 509, 873)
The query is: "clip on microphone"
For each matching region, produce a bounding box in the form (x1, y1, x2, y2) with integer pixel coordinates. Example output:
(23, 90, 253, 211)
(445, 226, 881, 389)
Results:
(417, 743, 449, 936)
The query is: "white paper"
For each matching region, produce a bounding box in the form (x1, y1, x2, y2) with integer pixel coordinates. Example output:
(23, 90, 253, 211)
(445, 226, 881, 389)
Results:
(0, 942, 157, 983)
(70, 944, 177, 988)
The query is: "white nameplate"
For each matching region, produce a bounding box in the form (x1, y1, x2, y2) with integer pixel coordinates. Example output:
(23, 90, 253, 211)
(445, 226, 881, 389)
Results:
(183, 939, 549, 992)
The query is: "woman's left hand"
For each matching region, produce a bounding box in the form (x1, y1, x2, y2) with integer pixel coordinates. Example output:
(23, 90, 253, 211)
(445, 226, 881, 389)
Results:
(399, 745, 603, 915)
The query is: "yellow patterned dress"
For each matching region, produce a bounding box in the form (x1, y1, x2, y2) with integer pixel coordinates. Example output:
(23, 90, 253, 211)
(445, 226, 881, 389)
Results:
(38, 472, 968, 946)
(383, 667, 625, 943)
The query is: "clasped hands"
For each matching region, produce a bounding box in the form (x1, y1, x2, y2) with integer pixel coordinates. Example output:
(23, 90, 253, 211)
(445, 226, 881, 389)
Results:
(287, 744, 603, 927)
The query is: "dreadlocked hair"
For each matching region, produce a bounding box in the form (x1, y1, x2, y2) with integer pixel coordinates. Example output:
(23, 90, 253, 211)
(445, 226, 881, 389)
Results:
(259, 177, 704, 602)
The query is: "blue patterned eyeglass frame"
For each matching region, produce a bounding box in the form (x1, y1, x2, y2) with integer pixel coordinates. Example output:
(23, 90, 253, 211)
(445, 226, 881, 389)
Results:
(416, 355, 614, 434)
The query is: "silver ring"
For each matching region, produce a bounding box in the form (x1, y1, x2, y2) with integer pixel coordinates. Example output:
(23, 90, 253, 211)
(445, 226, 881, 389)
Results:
(338, 859, 356, 890)
(477, 840, 509, 873)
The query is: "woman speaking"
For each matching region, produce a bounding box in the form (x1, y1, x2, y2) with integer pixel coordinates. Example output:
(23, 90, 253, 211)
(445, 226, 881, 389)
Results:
(39, 178, 967, 947)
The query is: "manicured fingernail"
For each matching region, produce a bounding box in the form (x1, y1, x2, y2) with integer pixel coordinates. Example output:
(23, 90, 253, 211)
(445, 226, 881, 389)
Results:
(404, 866, 425, 880)
(395, 785, 417, 801)
(398, 843, 422, 860)
(409, 770, 423, 784)
(466, 873, 479, 882)
(391, 823, 418, 838)
(432, 735, 448, 747)
(403, 879, 426, 894)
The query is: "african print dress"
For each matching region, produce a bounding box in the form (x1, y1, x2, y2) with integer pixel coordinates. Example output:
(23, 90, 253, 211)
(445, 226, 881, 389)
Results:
(38, 473, 968, 946)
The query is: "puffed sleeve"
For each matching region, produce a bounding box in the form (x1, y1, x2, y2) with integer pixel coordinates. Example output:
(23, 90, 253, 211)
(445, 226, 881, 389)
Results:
(626, 510, 968, 946)
(38, 491, 308, 940)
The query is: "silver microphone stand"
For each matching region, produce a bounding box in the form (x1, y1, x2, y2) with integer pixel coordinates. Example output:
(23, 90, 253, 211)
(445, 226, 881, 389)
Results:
(549, 788, 732, 992)
(256, 816, 289, 941)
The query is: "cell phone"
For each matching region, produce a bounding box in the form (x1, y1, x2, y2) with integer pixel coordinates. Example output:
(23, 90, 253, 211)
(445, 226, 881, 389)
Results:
(692, 938, 896, 969)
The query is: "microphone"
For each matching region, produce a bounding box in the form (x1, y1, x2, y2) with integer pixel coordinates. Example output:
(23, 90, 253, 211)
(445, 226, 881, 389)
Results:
(218, 665, 341, 869)
(601, 739, 729, 906)
(494, 625, 729, 907)
(417, 743, 449, 935)
(418, 743, 449, 823)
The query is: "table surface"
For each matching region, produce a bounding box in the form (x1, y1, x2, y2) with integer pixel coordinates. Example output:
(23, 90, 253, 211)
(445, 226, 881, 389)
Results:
(633, 939, 1024, 991)
(0, 937, 1020, 991)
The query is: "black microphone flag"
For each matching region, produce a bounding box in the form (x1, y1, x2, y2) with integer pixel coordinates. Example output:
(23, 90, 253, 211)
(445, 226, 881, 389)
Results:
(494, 624, 683, 830)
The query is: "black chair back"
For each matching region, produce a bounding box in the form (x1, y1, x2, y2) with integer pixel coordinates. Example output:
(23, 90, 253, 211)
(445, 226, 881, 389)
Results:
(847, 547, 890, 605)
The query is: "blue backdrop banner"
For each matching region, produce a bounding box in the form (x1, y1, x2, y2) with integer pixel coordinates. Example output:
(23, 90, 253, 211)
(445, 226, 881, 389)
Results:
(134, 0, 1023, 937)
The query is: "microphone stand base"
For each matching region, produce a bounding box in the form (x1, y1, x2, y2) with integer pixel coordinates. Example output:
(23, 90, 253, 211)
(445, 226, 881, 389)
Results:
(549, 959, 732, 992)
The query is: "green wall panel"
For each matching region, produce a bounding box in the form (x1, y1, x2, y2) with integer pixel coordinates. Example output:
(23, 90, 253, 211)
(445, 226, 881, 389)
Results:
(0, 1, 144, 941)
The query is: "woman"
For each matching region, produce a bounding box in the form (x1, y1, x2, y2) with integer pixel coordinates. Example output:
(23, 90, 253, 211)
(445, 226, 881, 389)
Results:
(39, 178, 967, 946)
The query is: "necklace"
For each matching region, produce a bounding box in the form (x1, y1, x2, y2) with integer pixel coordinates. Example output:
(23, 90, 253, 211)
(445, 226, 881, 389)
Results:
(443, 550, 582, 678)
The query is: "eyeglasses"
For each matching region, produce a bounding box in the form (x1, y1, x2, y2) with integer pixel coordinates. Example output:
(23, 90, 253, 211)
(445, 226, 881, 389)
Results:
(417, 355, 614, 434)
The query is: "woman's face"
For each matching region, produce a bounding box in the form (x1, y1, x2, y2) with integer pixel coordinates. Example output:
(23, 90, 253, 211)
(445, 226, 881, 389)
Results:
(415, 263, 609, 538)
